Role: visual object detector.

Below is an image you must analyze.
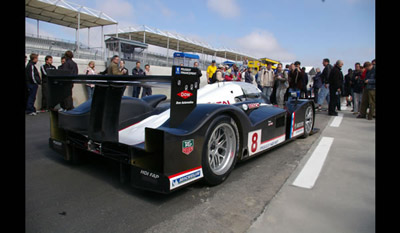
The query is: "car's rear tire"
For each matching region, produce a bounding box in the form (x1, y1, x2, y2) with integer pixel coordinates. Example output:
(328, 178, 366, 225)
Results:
(202, 115, 239, 186)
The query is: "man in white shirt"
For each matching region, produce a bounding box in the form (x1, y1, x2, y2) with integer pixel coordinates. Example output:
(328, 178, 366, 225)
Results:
(260, 62, 275, 104)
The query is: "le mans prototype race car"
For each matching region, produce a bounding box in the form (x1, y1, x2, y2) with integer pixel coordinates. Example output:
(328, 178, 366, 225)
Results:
(47, 66, 316, 194)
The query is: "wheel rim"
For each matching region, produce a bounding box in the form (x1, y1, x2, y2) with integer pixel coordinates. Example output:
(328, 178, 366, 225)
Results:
(304, 105, 313, 134)
(207, 123, 236, 175)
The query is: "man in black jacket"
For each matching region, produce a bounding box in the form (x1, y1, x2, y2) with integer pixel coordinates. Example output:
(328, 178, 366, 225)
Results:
(25, 53, 41, 115)
(328, 60, 344, 116)
(59, 51, 78, 111)
(40, 55, 56, 112)
(316, 58, 332, 110)
(132, 61, 145, 98)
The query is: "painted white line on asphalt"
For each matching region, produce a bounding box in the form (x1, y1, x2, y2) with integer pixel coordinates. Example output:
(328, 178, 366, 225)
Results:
(292, 137, 334, 189)
(330, 113, 344, 127)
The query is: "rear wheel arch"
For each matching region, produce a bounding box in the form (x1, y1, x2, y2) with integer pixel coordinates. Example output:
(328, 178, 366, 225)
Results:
(201, 114, 240, 186)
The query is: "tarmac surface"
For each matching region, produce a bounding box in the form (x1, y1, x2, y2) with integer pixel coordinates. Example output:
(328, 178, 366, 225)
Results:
(248, 104, 375, 233)
(25, 101, 375, 233)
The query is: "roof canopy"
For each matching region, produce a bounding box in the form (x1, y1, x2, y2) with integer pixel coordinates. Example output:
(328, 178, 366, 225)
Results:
(106, 25, 257, 61)
(105, 36, 148, 49)
(25, 0, 117, 29)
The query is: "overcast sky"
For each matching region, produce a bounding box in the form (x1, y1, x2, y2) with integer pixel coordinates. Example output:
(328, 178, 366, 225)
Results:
(26, 0, 375, 72)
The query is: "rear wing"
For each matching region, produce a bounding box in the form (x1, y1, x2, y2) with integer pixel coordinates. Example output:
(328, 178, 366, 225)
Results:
(47, 65, 201, 142)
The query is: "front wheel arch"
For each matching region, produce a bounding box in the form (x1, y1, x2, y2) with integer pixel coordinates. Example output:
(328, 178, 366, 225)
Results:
(301, 103, 315, 138)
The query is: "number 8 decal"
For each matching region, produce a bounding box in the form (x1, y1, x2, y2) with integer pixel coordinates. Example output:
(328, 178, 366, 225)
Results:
(248, 130, 261, 156)
(251, 133, 258, 152)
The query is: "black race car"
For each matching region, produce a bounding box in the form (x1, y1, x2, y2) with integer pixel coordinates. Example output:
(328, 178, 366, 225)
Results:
(47, 66, 316, 193)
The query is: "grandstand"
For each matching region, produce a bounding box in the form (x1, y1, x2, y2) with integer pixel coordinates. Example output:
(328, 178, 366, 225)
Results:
(26, 0, 256, 69)
(25, 0, 258, 109)
(26, 34, 104, 60)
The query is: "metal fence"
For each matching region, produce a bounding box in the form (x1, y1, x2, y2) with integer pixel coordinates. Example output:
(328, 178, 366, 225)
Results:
(25, 34, 212, 69)
(25, 34, 104, 60)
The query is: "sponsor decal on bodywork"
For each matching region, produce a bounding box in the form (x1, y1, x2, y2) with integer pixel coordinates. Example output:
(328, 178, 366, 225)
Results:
(169, 166, 203, 190)
(290, 112, 304, 138)
(247, 103, 260, 109)
(182, 139, 194, 155)
(248, 129, 285, 156)
(177, 90, 193, 99)
(216, 100, 231, 105)
(140, 169, 160, 179)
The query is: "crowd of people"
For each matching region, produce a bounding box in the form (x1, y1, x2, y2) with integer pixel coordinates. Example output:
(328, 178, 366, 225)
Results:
(25, 52, 154, 116)
(205, 57, 376, 119)
(312, 58, 376, 119)
(25, 51, 77, 116)
(206, 59, 307, 108)
(26, 51, 375, 121)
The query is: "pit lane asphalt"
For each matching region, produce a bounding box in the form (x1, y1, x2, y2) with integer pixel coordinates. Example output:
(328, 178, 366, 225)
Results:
(25, 108, 331, 233)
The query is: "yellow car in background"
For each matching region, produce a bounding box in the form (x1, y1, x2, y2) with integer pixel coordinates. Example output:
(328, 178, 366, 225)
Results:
(247, 57, 280, 72)
(260, 58, 280, 69)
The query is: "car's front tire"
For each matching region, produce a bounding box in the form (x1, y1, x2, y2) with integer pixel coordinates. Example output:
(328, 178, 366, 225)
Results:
(301, 104, 314, 138)
(202, 115, 239, 186)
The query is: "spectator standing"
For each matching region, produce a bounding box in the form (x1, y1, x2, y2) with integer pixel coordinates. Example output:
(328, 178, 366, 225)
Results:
(59, 50, 78, 111)
(193, 61, 202, 85)
(225, 64, 241, 81)
(58, 56, 66, 69)
(283, 64, 291, 102)
(25, 53, 41, 115)
(243, 57, 248, 66)
(107, 55, 126, 75)
(216, 64, 225, 82)
(132, 61, 145, 98)
(244, 67, 253, 84)
(206, 60, 217, 84)
(312, 68, 322, 105)
(119, 60, 129, 96)
(351, 63, 363, 114)
(260, 62, 275, 103)
(317, 58, 332, 111)
(40, 55, 56, 112)
(357, 61, 375, 120)
(85, 61, 96, 99)
(142, 64, 153, 98)
(328, 60, 344, 116)
(344, 68, 353, 107)
(275, 63, 288, 108)
(288, 61, 303, 102)
(25, 55, 28, 107)
(119, 60, 129, 75)
(241, 67, 247, 82)
(301, 67, 309, 98)
(255, 65, 263, 90)
(210, 64, 225, 84)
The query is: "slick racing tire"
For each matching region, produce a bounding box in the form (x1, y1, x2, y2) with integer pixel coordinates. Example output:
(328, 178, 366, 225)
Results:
(301, 103, 315, 138)
(202, 115, 239, 186)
